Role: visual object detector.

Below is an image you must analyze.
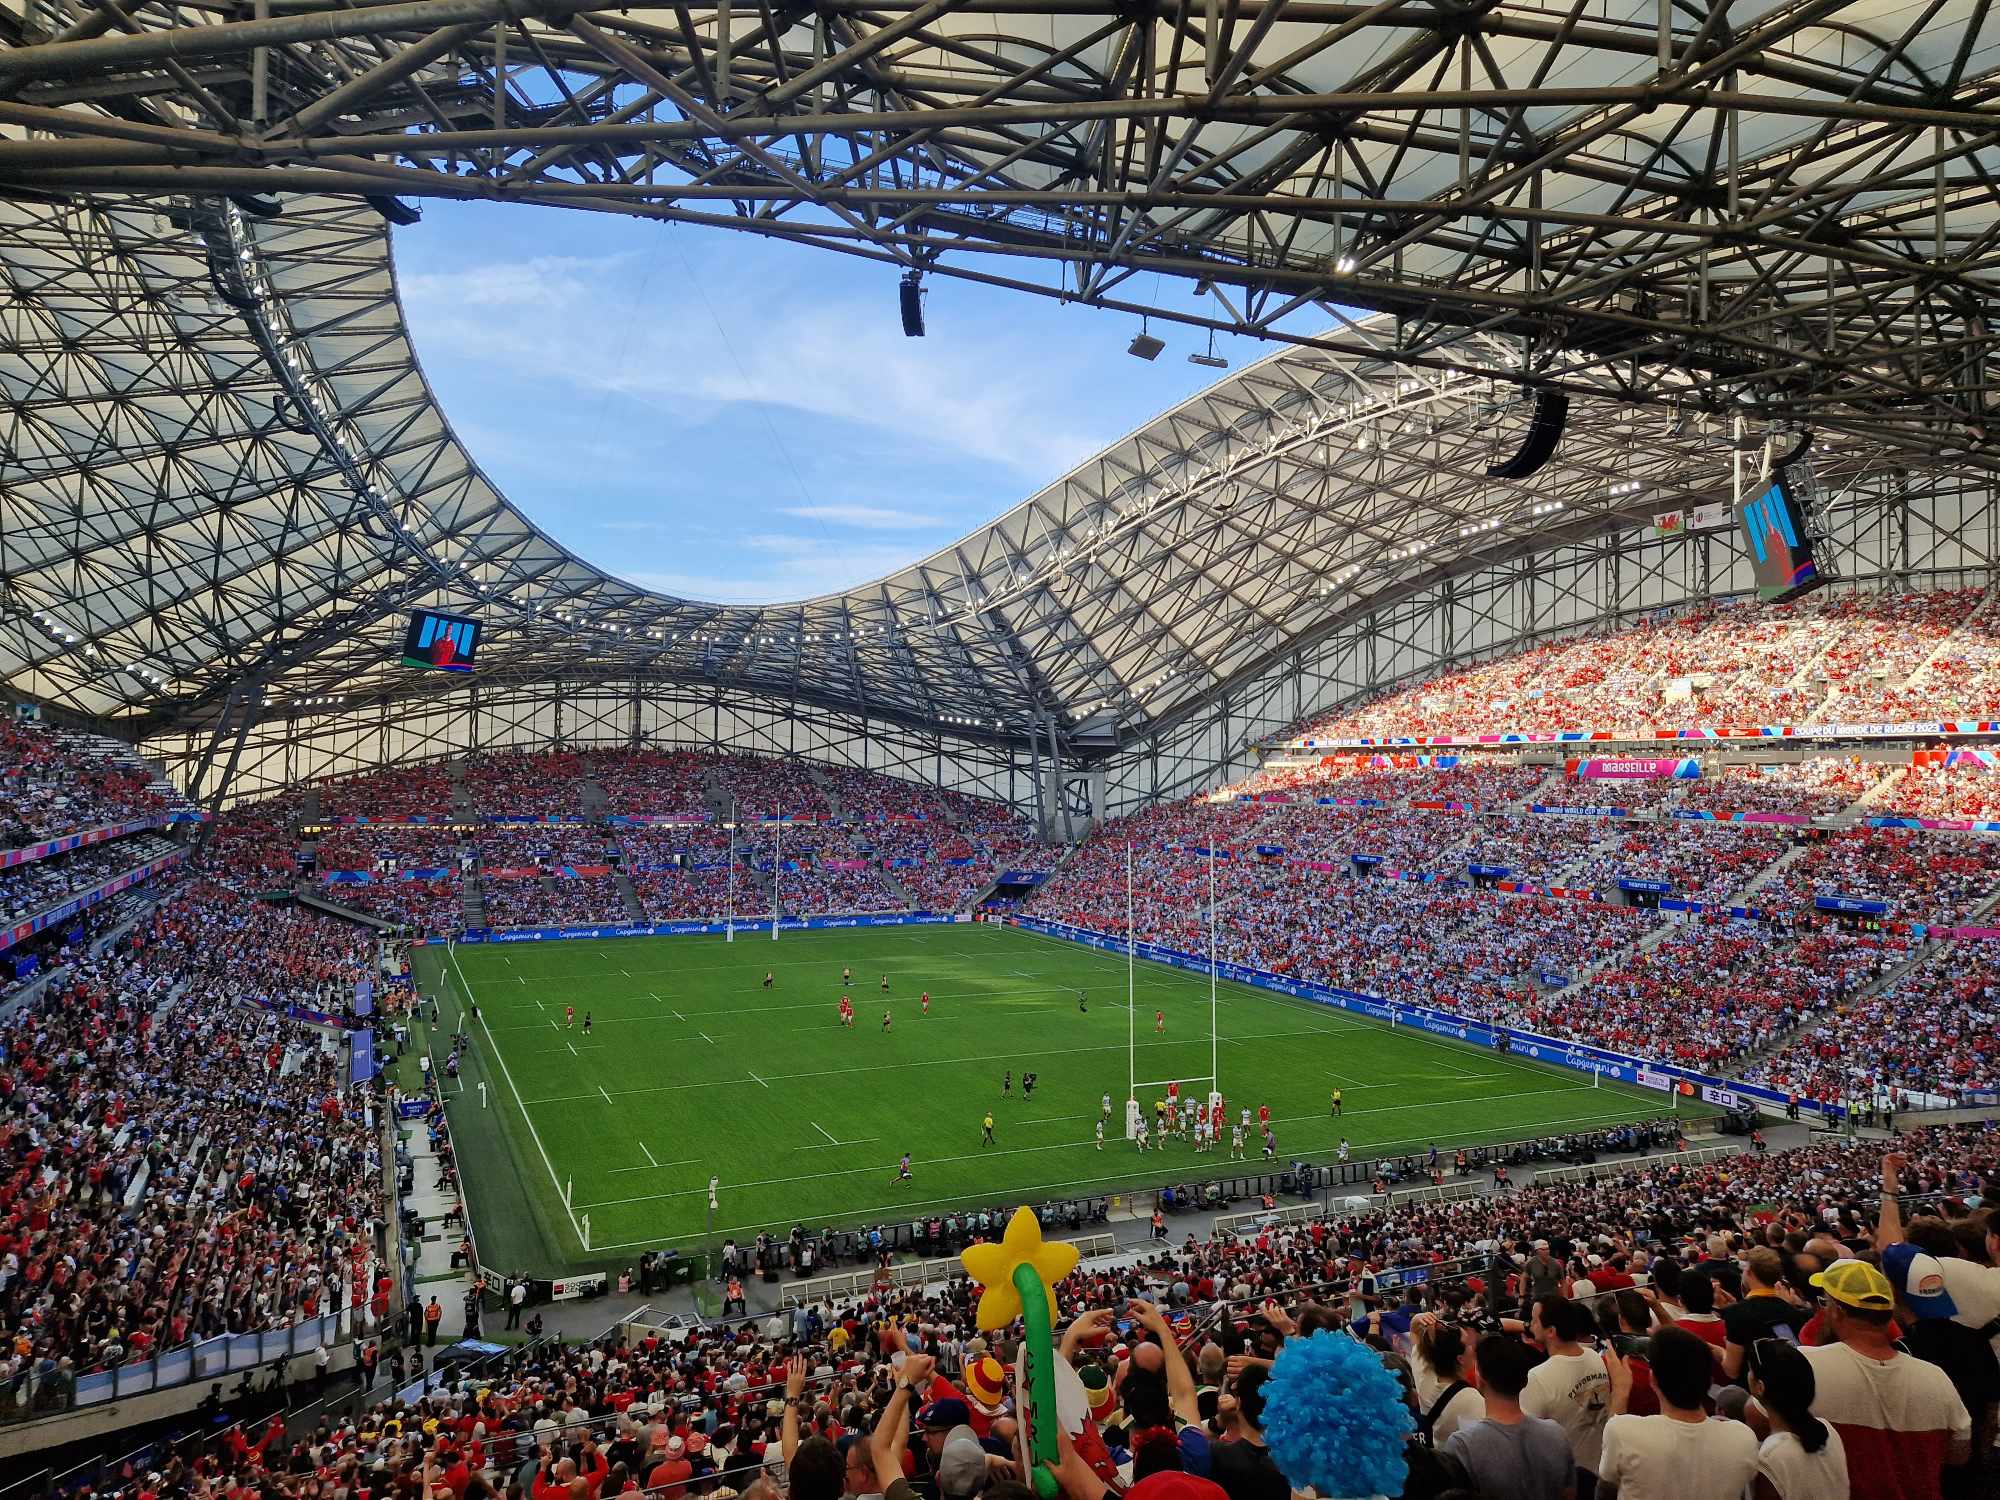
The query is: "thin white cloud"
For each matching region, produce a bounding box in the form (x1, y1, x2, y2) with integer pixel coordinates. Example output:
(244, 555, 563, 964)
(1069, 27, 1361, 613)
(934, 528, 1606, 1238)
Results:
(622, 539, 934, 603)
(400, 253, 637, 311)
(404, 257, 1099, 481)
(779, 504, 939, 530)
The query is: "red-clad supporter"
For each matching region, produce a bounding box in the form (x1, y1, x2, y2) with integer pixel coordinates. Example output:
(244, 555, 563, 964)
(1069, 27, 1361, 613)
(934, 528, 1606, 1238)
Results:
(1760, 828, 2000, 925)
(0, 833, 178, 923)
(1286, 589, 1994, 740)
(44, 1123, 1996, 1500)
(1746, 946, 2000, 1104)
(0, 721, 176, 849)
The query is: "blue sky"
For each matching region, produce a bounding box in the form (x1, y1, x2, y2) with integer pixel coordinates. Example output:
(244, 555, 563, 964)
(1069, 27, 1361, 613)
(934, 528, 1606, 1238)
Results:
(395, 202, 1300, 603)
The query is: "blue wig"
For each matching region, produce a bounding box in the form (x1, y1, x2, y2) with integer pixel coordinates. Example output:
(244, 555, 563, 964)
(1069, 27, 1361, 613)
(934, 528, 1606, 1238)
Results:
(1260, 1331, 1414, 1499)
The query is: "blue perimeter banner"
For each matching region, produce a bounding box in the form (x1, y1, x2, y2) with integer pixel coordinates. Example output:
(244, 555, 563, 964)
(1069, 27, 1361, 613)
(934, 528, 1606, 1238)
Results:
(1008, 915, 1837, 1119)
(448, 911, 967, 943)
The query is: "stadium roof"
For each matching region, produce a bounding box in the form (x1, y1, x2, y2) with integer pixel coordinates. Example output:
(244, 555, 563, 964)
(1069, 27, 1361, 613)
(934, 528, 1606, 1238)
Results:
(1, 2, 1993, 754)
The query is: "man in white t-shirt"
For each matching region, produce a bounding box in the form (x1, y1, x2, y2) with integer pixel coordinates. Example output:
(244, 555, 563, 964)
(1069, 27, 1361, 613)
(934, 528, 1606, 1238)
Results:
(1802, 1259, 1971, 1500)
(1597, 1326, 1757, 1500)
(1523, 1295, 1611, 1494)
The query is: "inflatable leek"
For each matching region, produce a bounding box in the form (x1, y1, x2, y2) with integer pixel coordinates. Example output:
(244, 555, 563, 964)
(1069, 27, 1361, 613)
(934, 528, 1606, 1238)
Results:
(961, 1206, 1079, 1500)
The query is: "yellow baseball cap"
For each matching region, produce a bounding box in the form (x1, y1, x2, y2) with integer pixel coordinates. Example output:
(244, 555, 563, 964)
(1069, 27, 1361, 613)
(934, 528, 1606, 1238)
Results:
(1809, 1259, 1895, 1311)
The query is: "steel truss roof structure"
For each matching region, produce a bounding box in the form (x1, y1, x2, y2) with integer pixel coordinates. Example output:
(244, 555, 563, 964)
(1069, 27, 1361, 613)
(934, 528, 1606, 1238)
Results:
(1, 1, 1995, 769)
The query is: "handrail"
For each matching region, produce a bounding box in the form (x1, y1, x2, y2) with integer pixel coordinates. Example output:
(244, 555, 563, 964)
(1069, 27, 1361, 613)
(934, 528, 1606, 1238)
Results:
(778, 1232, 1117, 1307)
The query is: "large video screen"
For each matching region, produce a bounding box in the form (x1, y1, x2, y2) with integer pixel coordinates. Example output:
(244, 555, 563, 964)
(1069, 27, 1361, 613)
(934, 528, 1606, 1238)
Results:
(401, 609, 480, 672)
(1736, 471, 1822, 603)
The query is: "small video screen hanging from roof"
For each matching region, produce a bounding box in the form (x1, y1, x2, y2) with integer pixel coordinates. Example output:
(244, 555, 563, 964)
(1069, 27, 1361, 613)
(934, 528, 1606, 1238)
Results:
(401, 609, 480, 672)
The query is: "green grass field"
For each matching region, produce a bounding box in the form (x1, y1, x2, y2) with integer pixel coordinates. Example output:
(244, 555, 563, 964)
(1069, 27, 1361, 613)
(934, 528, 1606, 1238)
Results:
(413, 922, 1697, 1273)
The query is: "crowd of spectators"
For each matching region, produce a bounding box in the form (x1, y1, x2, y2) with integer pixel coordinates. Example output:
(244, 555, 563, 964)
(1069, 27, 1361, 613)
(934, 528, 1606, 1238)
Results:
(1496, 918, 1909, 1076)
(1745, 947, 2000, 1104)
(632, 867, 742, 922)
(483, 875, 631, 927)
(82, 1120, 1998, 1500)
(1021, 790, 1999, 1098)
(1758, 830, 2000, 925)
(590, 750, 715, 816)
(1569, 822, 1791, 902)
(1876, 769, 2000, 823)
(0, 721, 173, 848)
(1230, 754, 1558, 807)
(464, 752, 595, 817)
(778, 865, 907, 917)
(0, 832, 178, 923)
(317, 764, 457, 820)
(1675, 759, 1896, 819)
(0, 863, 387, 1383)
(1288, 588, 1990, 739)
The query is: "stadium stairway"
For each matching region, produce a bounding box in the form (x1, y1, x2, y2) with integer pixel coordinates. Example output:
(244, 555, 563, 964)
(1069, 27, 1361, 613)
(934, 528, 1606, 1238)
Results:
(615, 870, 644, 919)
(462, 879, 486, 930)
(1725, 932, 1943, 1086)
(1730, 842, 1808, 902)
(1900, 579, 1998, 692)
(578, 776, 610, 820)
(805, 762, 841, 818)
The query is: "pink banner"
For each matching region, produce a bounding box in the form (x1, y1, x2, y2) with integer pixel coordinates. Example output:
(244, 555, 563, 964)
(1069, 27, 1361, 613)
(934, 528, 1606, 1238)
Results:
(1577, 756, 1689, 780)
(1950, 924, 2000, 941)
(822, 859, 867, 871)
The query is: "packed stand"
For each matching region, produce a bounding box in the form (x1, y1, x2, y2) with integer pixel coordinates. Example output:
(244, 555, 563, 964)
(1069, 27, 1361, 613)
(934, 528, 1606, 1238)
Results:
(1910, 597, 2000, 717)
(1676, 758, 1896, 820)
(1287, 588, 1989, 739)
(1745, 945, 1999, 1104)
(779, 864, 907, 916)
(1569, 821, 1790, 901)
(631, 866, 742, 921)
(316, 763, 457, 820)
(1457, 814, 1608, 883)
(1876, 768, 2000, 823)
(1810, 586, 1986, 722)
(0, 720, 171, 848)
(464, 750, 594, 816)
(99, 1121, 2000, 1500)
(0, 832, 179, 922)
(715, 755, 830, 820)
(1231, 754, 1557, 808)
(1499, 917, 1908, 1071)
(1758, 829, 2000, 925)
(587, 749, 714, 816)
(0, 875, 387, 1384)
(482, 875, 630, 927)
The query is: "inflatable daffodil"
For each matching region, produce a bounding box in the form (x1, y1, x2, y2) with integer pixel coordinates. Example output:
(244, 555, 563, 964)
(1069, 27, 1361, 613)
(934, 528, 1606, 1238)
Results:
(961, 1207, 1079, 1499)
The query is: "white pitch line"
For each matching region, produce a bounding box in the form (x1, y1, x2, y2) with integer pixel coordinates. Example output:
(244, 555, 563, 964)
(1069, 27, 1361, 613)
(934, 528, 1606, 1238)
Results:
(608, 1154, 704, 1175)
(572, 1081, 1599, 1211)
(567, 1040, 579, 1057)
(800, 1136, 878, 1152)
(672, 1009, 687, 1023)
(447, 946, 586, 1250)
(640, 1141, 659, 1168)
(598, 1085, 614, 1105)
(523, 1025, 1349, 1105)
(699, 1031, 716, 1046)
(810, 1121, 839, 1145)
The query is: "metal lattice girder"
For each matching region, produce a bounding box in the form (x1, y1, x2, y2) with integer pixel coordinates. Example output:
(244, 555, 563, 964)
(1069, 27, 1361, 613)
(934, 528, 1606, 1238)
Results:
(0, 0, 1996, 448)
(0, 175, 1941, 756)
